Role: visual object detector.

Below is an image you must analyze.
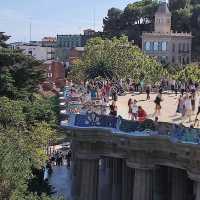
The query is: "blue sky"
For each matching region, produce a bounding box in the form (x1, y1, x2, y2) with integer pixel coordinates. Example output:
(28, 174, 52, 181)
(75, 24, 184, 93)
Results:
(0, 0, 135, 42)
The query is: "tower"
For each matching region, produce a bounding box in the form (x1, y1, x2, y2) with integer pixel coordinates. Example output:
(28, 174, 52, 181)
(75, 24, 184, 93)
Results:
(155, 1, 171, 34)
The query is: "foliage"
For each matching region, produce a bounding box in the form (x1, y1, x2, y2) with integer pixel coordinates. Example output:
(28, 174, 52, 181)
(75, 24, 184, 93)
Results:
(0, 96, 57, 199)
(0, 34, 58, 200)
(0, 56, 45, 99)
(173, 64, 200, 83)
(103, 0, 159, 46)
(102, 0, 200, 61)
(69, 36, 167, 83)
(0, 32, 10, 48)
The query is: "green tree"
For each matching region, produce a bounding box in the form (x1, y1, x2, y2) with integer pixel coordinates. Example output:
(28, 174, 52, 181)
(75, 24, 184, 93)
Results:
(174, 64, 200, 83)
(69, 36, 166, 84)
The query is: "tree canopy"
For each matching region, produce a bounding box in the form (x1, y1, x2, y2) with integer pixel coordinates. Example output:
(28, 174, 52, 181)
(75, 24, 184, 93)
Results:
(102, 0, 200, 61)
(0, 34, 60, 200)
(69, 36, 167, 84)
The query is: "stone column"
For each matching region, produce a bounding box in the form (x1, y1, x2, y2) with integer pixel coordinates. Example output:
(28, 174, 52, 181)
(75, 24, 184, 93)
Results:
(171, 168, 187, 200)
(188, 172, 200, 200)
(99, 158, 113, 200)
(71, 158, 82, 200)
(153, 166, 169, 200)
(79, 158, 99, 200)
(195, 182, 200, 200)
(121, 160, 134, 200)
(111, 158, 122, 200)
(133, 168, 153, 200)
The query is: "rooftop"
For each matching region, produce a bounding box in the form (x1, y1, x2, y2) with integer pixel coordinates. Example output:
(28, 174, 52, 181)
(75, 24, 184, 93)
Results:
(142, 31, 192, 37)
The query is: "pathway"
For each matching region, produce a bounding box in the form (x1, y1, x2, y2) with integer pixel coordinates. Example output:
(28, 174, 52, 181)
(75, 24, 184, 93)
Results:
(49, 163, 72, 200)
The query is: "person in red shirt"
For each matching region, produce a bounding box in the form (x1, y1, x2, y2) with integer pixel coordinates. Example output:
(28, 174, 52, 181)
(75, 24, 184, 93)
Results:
(137, 106, 147, 122)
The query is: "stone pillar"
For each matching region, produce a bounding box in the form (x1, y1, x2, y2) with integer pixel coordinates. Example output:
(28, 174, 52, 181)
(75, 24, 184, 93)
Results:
(99, 158, 113, 200)
(79, 158, 99, 200)
(133, 168, 153, 200)
(153, 166, 169, 200)
(121, 160, 134, 200)
(71, 158, 82, 200)
(171, 168, 187, 200)
(111, 158, 122, 200)
(195, 182, 200, 200)
(188, 172, 200, 200)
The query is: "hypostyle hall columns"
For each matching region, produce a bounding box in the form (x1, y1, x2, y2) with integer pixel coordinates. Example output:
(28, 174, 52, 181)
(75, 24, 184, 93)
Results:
(121, 160, 134, 200)
(79, 157, 99, 200)
(188, 172, 200, 200)
(171, 168, 188, 200)
(127, 162, 154, 200)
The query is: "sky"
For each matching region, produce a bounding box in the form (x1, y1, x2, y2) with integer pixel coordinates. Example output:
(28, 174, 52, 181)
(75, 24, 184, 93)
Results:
(0, 0, 135, 43)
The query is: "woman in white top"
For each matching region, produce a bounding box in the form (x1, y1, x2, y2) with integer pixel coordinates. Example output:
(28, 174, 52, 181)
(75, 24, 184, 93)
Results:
(184, 95, 192, 122)
(132, 100, 138, 120)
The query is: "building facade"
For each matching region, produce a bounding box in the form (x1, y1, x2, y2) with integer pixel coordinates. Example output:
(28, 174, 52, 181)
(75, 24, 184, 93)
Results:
(142, 1, 192, 65)
(42, 61, 65, 90)
(69, 47, 84, 66)
(11, 42, 55, 61)
(42, 37, 57, 47)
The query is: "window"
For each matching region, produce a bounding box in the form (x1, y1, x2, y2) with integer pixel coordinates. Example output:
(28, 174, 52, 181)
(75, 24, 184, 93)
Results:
(183, 43, 185, 52)
(187, 43, 190, 52)
(161, 41, 167, 51)
(179, 56, 182, 64)
(160, 56, 167, 64)
(47, 73, 52, 78)
(172, 43, 175, 52)
(154, 42, 159, 51)
(187, 56, 190, 64)
(179, 43, 181, 52)
(172, 56, 175, 63)
(145, 42, 151, 51)
(150, 42, 154, 51)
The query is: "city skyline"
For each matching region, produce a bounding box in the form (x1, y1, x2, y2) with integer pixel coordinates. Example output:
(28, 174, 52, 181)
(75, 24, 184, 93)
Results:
(0, 0, 133, 42)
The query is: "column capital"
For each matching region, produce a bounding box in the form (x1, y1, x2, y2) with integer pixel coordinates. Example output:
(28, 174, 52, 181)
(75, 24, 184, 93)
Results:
(76, 153, 100, 160)
(188, 171, 200, 182)
(126, 161, 155, 170)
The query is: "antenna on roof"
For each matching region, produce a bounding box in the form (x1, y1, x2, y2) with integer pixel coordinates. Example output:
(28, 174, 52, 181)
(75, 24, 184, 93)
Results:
(29, 18, 32, 42)
(93, 8, 96, 31)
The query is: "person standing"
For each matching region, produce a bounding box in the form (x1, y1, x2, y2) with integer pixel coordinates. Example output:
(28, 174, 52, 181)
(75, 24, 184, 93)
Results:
(154, 93, 162, 117)
(132, 100, 138, 120)
(146, 85, 150, 100)
(195, 98, 200, 120)
(191, 95, 196, 114)
(184, 95, 192, 123)
(128, 98, 133, 120)
(109, 101, 117, 117)
(181, 83, 185, 96)
(176, 95, 184, 116)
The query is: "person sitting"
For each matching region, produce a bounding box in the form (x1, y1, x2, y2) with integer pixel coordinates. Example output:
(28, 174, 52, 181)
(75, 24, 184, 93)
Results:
(137, 106, 147, 122)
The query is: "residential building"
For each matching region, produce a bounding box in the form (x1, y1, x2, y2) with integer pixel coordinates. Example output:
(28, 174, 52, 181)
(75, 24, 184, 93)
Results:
(84, 29, 96, 36)
(69, 47, 85, 65)
(10, 42, 55, 61)
(42, 37, 57, 47)
(42, 60, 65, 90)
(142, 1, 192, 65)
(56, 30, 95, 61)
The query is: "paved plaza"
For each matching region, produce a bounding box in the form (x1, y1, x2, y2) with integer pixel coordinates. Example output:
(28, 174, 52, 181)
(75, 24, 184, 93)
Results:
(117, 92, 200, 127)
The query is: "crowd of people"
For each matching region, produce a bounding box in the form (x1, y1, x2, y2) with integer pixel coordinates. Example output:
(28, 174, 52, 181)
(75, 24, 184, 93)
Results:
(67, 79, 200, 127)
